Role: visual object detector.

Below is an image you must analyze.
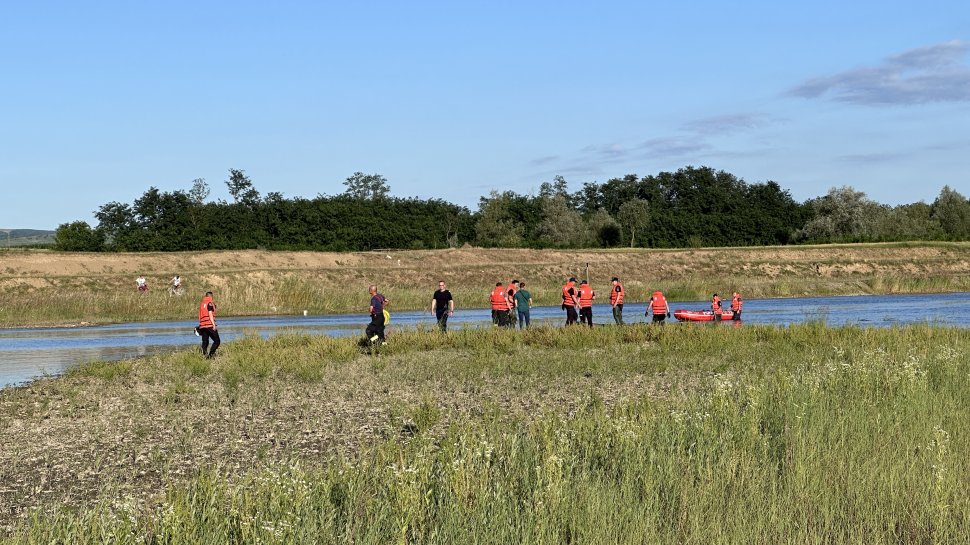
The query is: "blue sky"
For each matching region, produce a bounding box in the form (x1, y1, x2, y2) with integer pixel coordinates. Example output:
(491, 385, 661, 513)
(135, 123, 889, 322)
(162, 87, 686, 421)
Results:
(2, 1, 969, 229)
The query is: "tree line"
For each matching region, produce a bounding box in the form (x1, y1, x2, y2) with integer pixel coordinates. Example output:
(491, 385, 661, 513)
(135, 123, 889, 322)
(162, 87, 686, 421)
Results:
(54, 166, 970, 251)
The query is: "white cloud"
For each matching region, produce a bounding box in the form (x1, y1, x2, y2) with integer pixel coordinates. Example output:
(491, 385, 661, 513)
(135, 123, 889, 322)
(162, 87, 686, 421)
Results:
(789, 40, 970, 105)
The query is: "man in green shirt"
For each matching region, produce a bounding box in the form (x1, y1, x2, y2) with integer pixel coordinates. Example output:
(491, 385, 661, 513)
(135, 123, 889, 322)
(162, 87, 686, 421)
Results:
(513, 282, 533, 329)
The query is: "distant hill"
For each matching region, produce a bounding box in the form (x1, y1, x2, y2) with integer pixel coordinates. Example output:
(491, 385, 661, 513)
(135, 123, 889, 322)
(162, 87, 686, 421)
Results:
(0, 229, 56, 247)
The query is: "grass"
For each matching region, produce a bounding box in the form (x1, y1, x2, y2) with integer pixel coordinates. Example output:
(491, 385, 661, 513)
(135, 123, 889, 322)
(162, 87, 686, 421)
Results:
(1, 323, 969, 542)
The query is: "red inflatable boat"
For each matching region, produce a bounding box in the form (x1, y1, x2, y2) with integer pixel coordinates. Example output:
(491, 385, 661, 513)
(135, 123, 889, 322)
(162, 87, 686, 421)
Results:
(673, 309, 736, 322)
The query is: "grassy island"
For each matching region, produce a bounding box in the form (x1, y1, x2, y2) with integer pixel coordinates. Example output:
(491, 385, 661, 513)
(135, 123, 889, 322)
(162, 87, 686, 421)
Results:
(1, 323, 968, 543)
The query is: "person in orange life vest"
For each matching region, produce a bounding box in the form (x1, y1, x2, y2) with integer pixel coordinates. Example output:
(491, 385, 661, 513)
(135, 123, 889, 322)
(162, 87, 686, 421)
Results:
(730, 292, 743, 321)
(610, 277, 625, 325)
(506, 280, 520, 327)
(561, 277, 580, 326)
(647, 290, 671, 323)
(490, 282, 511, 327)
(577, 280, 595, 327)
(366, 285, 388, 342)
(711, 293, 723, 321)
(197, 291, 220, 358)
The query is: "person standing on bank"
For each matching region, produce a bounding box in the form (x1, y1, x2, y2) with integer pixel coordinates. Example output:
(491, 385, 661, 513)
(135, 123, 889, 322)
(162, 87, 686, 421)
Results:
(578, 279, 595, 327)
(367, 285, 388, 343)
(648, 290, 671, 323)
(610, 277, 625, 325)
(197, 291, 220, 358)
(513, 281, 533, 329)
(431, 280, 454, 332)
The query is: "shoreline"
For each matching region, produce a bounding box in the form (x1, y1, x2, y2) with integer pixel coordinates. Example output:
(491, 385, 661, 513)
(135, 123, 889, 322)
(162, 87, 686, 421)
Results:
(2, 243, 970, 328)
(3, 288, 969, 330)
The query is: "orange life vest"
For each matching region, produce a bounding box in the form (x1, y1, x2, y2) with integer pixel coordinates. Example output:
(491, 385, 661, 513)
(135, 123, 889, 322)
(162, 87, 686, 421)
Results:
(711, 295, 722, 314)
(506, 285, 517, 309)
(491, 286, 509, 310)
(731, 293, 743, 312)
(651, 291, 667, 314)
(578, 284, 594, 307)
(610, 283, 624, 305)
(562, 282, 578, 305)
(198, 296, 215, 328)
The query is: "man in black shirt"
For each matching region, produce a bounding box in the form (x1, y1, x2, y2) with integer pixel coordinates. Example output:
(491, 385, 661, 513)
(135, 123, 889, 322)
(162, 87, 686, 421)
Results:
(431, 280, 454, 332)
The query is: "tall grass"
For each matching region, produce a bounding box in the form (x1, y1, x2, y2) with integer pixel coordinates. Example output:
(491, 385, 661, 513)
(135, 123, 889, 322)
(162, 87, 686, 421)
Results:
(6, 324, 970, 543)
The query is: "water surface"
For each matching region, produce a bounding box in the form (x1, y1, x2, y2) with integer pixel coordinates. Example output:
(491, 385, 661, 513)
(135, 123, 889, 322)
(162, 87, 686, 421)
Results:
(2, 292, 968, 388)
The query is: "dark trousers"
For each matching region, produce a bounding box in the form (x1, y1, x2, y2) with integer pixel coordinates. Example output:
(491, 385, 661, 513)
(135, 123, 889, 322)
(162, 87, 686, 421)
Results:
(366, 312, 386, 341)
(612, 304, 624, 325)
(580, 306, 593, 327)
(517, 309, 530, 329)
(436, 310, 449, 332)
(732, 310, 742, 321)
(652, 314, 666, 323)
(492, 309, 512, 328)
(200, 327, 220, 358)
(564, 305, 578, 325)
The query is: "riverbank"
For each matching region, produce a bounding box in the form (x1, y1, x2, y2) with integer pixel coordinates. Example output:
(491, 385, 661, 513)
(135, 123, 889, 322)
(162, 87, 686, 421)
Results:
(2, 242, 969, 327)
(1, 324, 968, 542)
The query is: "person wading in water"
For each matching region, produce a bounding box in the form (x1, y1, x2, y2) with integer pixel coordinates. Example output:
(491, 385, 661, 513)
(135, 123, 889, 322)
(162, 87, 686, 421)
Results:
(431, 280, 454, 332)
(366, 285, 388, 343)
(197, 291, 220, 358)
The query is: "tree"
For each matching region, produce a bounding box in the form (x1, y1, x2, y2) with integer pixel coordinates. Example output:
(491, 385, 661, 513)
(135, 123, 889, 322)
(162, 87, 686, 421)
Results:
(586, 208, 621, 247)
(188, 178, 209, 205)
(535, 195, 589, 247)
(617, 199, 650, 247)
(931, 186, 970, 239)
(343, 172, 390, 200)
(538, 175, 571, 205)
(54, 221, 105, 251)
(795, 186, 887, 242)
(475, 191, 526, 247)
(94, 201, 136, 250)
(226, 169, 260, 206)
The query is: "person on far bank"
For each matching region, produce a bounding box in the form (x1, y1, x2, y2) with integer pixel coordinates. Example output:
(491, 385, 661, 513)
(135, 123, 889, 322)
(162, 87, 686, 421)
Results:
(711, 293, 723, 321)
(513, 281, 533, 329)
(136, 275, 148, 293)
(367, 285, 388, 343)
(648, 290, 670, 323)
(431, 280, 454, 332)
(578, 280, 595, 327)
(731, 292, 743, 321)
(610, 277, 625, 325)
(197, 291, 220, 358)
(490, 282, 511, 328)
(561, 277, 580, 326)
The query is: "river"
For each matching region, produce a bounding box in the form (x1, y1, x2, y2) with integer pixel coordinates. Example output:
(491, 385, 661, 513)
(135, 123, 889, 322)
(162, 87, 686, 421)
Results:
(2, 292, 969, 388)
